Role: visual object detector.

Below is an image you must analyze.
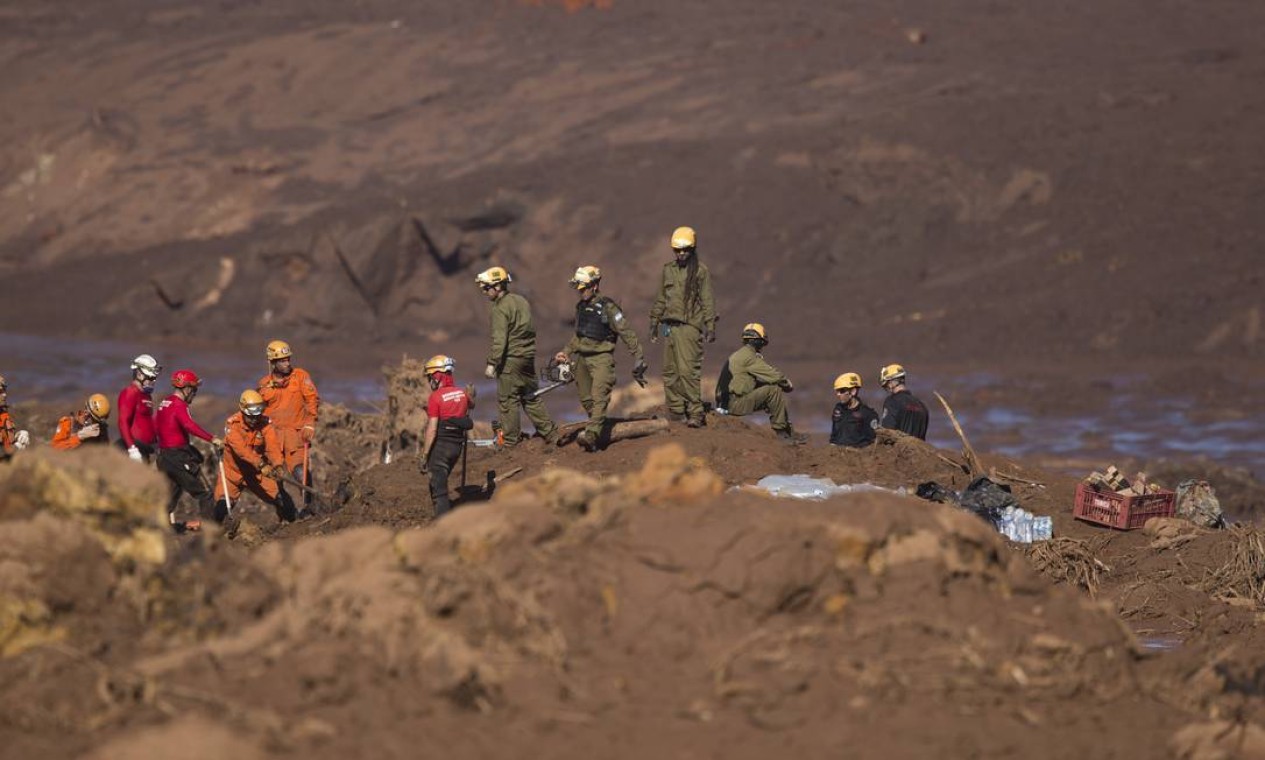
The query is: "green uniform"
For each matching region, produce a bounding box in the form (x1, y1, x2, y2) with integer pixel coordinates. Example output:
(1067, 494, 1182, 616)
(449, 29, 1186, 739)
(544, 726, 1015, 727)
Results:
(724, 344, 790, 431)
(650, 260, 717, 422)
(565, 294, 644, 440)
(487, 292, 556, 444)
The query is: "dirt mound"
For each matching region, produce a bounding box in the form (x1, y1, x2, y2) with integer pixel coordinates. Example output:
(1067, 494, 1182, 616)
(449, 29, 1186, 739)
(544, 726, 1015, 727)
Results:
(10, 443, 1261, 757)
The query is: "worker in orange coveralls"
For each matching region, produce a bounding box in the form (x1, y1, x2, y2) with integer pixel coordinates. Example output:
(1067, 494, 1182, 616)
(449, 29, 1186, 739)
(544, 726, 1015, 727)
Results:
(213, 389, 298, 525)
(257, 340, 319, 509)
(51, 394, 112, 450)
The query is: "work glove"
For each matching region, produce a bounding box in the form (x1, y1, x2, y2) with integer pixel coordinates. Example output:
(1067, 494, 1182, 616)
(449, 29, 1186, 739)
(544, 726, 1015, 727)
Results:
(262, 464, 280, 479)
(780, 380, 794, 393)
(127, 445, 143, 462)
(464, 384, 477, 402)
(705, 328, 716, 343)
(211, 436, 224, 448)
(484, 363, 497, 379)
(553, 351, 570, 365)
(649, 322, 659, 344)
(301, 425, 315, 443)
(14, 430, 29, 450)
(632, 359, 648, 388)
(76, 424, 100, 440)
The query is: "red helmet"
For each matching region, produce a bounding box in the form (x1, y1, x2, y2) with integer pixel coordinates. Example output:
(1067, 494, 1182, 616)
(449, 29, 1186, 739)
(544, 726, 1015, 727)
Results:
(171, 369, 202, 389)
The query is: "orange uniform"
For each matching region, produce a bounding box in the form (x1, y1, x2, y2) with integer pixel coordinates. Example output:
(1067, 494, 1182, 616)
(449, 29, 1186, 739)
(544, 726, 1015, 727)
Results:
(1, 410, 15, 457)
(256, 367, 319, 472)
(51, 411, 109, 450)
(214, 412, 285, 502)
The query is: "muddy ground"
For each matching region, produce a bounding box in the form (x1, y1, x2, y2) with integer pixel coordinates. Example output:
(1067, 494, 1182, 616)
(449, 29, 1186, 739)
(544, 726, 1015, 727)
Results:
(3, 398, 1265, 759)
(4, 0, 1265, 756)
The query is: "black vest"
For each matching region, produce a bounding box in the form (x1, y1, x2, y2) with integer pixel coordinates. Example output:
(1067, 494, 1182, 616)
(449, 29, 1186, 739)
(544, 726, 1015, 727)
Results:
(575, 297, 617, 342)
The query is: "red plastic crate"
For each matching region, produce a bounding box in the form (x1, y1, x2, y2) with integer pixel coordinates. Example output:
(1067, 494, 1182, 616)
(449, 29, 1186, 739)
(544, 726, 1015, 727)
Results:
(1073, 482, 1176, 530)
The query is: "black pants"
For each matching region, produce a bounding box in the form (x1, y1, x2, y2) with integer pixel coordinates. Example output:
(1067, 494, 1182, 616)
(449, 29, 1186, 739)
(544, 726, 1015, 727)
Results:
(157, 446, 214, 520)
(426, 436, 464, 517)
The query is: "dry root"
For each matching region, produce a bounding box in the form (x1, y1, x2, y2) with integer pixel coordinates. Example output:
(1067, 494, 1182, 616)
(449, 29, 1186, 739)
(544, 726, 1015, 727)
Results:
(1201, 525, 1265, 607)
(1021, 537, 1111, 595)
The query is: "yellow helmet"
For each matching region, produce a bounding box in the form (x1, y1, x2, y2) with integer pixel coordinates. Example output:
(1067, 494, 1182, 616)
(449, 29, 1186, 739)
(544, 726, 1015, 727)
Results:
(87, 393, 111, 420)
(879, 364, 907, 385)
(742, 322, 768, 342)
(569, 265, 601, 289)
(833, 373, 862, 391)
(424, 354, 455, 376)
(239, 389, 265, 416)
(476, 266, 512, 288)
(266, 340, 292, 361)
(671, 226, 696, 250)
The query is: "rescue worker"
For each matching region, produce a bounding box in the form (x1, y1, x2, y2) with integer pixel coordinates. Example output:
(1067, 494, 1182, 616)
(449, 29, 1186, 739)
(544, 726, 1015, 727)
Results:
(51, 394, 112, 450)
(553, 266, 647, 452)
(117, 354, 161, 462)
(156, 369, 221, 527)
(214, 390, 298, 525)
(879, 363, 930, 440)
(830, 373, 879, 448)
(649, 226, 717, 428)
(0, 376, 32, 460)
(257, 340, 319, 505)
(477, 266, 557, 445)
(421, 355, 475, 518)
(716, 323, 807, 444)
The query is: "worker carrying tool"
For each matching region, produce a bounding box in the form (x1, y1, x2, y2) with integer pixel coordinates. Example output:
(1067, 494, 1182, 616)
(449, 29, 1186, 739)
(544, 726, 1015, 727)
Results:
(421, 355, 475, 518)
(214, 390, 298, 524)
(716, 323, 807, 444)
(257, 340, 320, 506)
(155, 369, 221, 527)
(830, 372, 879, 448)
(649, 226, 717, 428)
(0, 376, 31, 460)
(553, 265, 647, 452)
(117, 354, 161, 462)
(878, 363, 930, 440)
(51, 393, 112, 450)
(476, 266, 558, 445)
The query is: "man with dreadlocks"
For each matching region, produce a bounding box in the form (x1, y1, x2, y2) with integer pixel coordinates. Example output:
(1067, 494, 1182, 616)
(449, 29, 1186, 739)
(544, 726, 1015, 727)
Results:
(649, 226, 717, 428)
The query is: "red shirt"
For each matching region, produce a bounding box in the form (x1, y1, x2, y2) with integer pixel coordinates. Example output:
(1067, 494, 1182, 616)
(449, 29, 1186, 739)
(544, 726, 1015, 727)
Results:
(117, 384, 157, 447)
(426, 375, 470, 420)
(155, 394, 214, 449)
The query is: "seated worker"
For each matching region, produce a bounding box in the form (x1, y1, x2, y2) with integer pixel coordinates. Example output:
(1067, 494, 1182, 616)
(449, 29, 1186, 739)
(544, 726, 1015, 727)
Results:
(717, 323, 807, 444)
(214, 390, 298, 525)
(0, 375, 31, 459)
(421, 354, 475, 518)
(878, 363, 930, 440)
(830, 373, 879, 448)
(51, 394, 112, 450)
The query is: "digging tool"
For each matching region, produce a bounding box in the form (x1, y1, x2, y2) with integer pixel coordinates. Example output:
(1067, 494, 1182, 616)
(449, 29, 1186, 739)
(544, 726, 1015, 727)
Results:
(217, 452, 233, 518)
(302, 441, 312, 506)
(460, 432, 469, 493)
(933, 391, 983, 477)
(273, 470, 337, 507)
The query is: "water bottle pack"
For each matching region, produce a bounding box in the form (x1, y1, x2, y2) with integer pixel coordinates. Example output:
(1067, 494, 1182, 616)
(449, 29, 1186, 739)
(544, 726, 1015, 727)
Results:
(996, 506, 1053, 543)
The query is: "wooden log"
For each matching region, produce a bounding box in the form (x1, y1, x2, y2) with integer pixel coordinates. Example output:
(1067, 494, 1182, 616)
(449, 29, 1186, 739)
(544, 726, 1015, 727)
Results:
(932, 391, 983, 478)
(556, 415, 665, 446)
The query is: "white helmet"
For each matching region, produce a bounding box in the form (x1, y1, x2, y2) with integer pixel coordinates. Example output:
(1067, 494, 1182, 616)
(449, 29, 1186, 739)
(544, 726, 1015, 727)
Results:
(131, 354, 161, 380)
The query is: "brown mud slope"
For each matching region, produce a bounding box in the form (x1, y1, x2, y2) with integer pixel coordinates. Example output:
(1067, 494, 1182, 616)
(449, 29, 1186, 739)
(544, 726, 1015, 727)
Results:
(5, 437, 1265, 758)
(2, 0, 1264, 373)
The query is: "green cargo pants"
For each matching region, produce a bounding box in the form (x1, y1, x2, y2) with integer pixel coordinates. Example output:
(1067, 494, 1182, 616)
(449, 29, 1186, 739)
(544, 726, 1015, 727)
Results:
(497, 356, 557, 444)
(662, 323, 704, 421)
(574, 351, 616, 439)
(727, 385, 790, 431)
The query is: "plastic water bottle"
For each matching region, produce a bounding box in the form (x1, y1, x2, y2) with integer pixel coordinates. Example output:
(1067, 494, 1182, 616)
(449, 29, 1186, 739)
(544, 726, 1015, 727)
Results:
(1017, 512, 1034, 543)
(1032, 516, 1053, 541)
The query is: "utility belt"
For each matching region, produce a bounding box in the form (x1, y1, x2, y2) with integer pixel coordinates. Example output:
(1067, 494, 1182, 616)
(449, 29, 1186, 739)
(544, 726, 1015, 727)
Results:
(658, 320, 699, 337)
(437, 415, 473, 442)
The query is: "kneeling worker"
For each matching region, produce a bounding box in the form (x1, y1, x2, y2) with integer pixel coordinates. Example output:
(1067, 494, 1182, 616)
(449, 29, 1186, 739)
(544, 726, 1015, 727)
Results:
(52, 394, 112, 449)
(830, 373, 879, 448)
(718, 323, 806, 444)
(421, 355, 475, 518)
(215, 390, 298, 525)
(879, 363, 929, 440)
